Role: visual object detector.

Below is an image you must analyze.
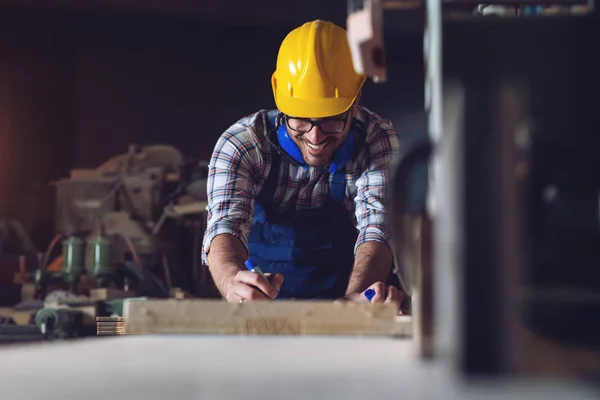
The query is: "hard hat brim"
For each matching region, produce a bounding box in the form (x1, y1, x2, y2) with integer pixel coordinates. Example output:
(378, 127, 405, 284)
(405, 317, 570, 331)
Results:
(274, 92, 358, 119)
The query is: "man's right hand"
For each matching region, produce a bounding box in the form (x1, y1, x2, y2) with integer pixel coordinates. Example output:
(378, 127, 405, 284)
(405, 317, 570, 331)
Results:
(225, 270, 284, 302)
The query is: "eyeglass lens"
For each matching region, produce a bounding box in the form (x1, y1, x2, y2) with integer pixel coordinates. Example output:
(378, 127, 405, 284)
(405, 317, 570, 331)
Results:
(286, 114, 348, 134)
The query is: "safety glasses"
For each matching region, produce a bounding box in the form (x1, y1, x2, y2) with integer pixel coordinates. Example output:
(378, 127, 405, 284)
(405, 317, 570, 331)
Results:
(285, 111, 350, 135)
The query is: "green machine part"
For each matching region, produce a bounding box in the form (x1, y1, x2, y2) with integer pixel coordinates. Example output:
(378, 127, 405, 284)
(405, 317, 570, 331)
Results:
(61, 235, 85, 285)
(34, 308, 79, 339)
(88, 233, 112, 285)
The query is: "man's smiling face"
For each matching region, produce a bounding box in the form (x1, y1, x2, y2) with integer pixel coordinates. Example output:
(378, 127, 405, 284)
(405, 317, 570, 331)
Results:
(286, 102, 359, 167)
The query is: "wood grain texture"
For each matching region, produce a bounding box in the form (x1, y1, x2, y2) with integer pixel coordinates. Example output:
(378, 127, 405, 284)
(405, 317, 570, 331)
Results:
(122, 299, 411, 337)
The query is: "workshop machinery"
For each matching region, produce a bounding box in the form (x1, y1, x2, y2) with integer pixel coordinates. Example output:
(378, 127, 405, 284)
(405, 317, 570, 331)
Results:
(39, 143, 210, 296)
(0, 219, 39, 303)
(0, 143, 214, 342)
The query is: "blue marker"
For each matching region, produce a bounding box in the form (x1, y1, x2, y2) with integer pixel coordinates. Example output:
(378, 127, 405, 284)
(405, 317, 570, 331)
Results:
(246, 258, 278, 299)
(364, 288, 375, 302)
(245, 258, 267, 280)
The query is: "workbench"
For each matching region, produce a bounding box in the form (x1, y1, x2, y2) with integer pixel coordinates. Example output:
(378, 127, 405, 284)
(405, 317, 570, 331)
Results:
(1, 335, 598, 400)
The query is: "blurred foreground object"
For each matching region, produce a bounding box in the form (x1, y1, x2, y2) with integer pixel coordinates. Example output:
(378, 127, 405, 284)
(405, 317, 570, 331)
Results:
(348, 0, 600, 382)
(347, 0, 387, 82)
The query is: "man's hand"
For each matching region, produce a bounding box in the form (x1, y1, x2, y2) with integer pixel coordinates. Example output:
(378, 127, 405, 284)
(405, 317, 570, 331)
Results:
(225, 270, 284, 302)
(343, 281, 407, 315)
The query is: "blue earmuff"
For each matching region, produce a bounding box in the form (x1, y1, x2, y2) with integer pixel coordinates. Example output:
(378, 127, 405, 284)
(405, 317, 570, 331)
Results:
(276, 124, 356, 173)
(276, 125, 305, 165)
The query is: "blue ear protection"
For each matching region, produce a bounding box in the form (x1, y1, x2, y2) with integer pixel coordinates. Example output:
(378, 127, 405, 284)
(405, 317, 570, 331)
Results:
(276, 123, 356, 173)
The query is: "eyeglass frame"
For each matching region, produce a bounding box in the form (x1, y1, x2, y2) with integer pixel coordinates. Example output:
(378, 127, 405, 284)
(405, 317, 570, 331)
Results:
(284, 111, 351, 135)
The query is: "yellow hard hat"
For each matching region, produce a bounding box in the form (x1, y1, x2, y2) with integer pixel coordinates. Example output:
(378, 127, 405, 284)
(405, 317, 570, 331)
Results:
(271, 20, 366, 119)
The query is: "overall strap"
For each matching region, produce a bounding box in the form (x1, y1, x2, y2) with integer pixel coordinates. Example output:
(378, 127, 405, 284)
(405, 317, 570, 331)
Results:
(266, 109, 278, 130)
(257, 147, 281, 205)
(328, 168, 347, 202)
(256, 110, 282, 203)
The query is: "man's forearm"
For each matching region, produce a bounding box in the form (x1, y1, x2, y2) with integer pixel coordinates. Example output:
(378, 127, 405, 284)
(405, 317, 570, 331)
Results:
(346, 241, 393, 295)
(206, 233, 248, 296)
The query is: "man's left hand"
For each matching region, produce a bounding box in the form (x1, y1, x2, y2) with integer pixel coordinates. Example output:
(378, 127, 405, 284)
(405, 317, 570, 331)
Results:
(343, 282, 407, 315)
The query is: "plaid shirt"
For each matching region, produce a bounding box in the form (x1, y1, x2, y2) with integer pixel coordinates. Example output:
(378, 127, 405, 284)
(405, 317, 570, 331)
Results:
(201, 105, 399, 265)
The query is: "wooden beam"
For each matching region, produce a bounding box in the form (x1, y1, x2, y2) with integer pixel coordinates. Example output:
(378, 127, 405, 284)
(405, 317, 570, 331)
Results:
(115, 299, 411, 337)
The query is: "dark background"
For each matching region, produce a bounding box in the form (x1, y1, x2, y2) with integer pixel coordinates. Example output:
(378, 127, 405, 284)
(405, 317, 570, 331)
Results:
(2, 0, 598, 371)
(0, 1, 425, 249)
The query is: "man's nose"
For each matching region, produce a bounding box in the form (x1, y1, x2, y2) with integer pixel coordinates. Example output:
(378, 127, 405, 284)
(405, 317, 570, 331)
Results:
(304, 126, 326, 144)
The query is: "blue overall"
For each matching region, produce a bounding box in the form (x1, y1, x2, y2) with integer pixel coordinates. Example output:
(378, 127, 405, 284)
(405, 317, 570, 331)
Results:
(247, 148, 357, 300)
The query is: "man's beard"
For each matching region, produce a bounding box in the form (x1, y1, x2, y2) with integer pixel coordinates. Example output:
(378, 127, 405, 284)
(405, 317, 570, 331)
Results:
(296, 137, 339, 167)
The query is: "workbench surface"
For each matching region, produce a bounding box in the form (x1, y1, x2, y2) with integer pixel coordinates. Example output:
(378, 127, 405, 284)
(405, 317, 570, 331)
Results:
(0, 336, 597, 400)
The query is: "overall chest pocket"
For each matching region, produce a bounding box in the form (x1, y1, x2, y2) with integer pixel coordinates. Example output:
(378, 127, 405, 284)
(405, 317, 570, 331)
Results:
(257, 220, 335, 250)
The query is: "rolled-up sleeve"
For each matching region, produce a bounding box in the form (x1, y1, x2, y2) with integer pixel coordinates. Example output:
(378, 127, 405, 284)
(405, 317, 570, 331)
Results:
(201, 124, 264, 265)
(353, 118, 399, 253)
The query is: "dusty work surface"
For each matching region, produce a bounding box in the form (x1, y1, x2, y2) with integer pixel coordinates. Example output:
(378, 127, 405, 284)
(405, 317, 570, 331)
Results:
(0, 336, 598, 400)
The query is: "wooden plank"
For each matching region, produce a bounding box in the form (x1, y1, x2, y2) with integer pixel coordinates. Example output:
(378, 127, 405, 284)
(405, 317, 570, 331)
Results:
(0, 307, 34, 325)
(122, 299, 410, 337)
(391, 315, 412, 337)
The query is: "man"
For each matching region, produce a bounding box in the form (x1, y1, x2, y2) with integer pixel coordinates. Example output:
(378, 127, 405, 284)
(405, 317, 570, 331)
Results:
(201, 19, 404, 309)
